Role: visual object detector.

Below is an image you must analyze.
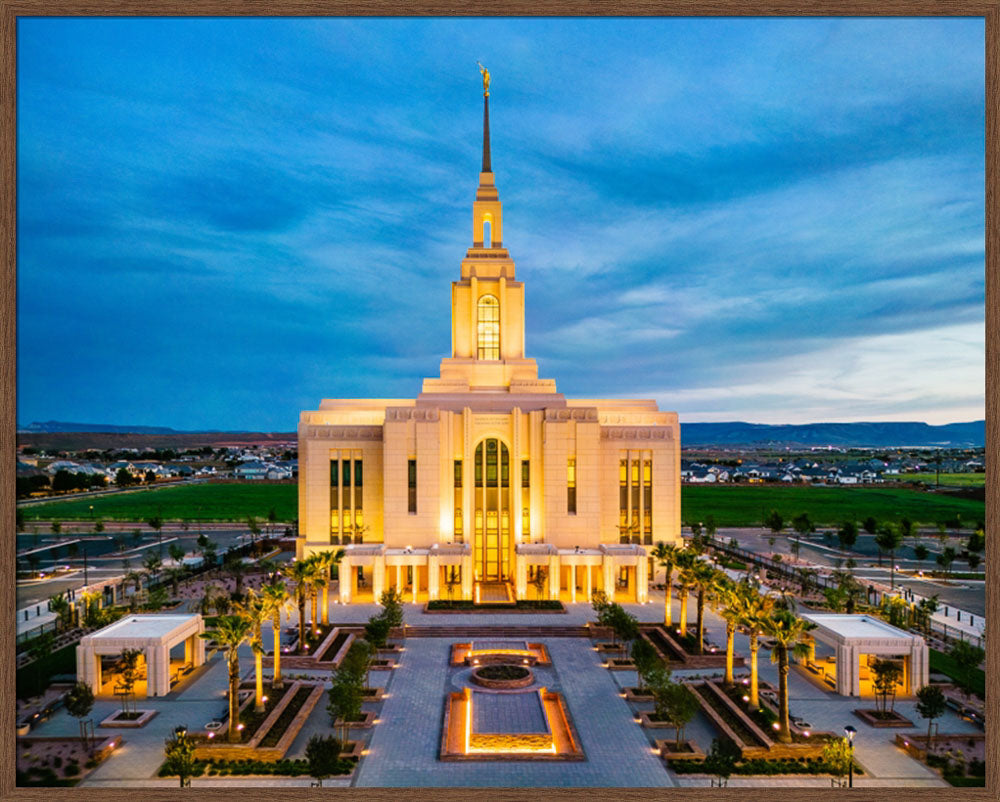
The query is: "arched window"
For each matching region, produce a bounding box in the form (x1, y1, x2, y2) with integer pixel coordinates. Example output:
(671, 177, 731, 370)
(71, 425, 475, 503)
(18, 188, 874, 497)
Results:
(477, 294, 500, 360)
(483, 219, 492, 248)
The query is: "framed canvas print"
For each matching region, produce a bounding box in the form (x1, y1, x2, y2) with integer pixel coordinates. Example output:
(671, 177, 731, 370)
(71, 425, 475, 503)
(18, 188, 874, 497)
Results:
(5, 4, 994, 797)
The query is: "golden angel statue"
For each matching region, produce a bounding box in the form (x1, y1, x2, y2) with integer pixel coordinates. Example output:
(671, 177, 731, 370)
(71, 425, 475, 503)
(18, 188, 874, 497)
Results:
(477, 61, 490, 96)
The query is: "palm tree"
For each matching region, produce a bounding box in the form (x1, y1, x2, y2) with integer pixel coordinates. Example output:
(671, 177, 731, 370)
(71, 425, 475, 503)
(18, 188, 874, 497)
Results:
(260, 580, 291, 689)
(675, 551, 697, 638)
(48, 592, 71, 631)
(760, 610, 816, 744)
(734, 582, 775, 708)
(691, 561, 720, 654)
(167, 542, 185, 565)
(308, 562, 325, 638)
(651, 542, 681, 627)
(165, 566, 186, 597)
(235, 590, 269, 712)
(314, 549, 344, 626)
(715, 578, 743, 686)
(201, 615, 252, 743)
(282, 559, 316, 654)
(142, 553, 163, 586)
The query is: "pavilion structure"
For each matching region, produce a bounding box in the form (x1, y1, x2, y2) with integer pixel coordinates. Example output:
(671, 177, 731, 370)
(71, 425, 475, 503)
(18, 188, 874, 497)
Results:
(76, 614, 205, 698)
(798, 613, 928, 697)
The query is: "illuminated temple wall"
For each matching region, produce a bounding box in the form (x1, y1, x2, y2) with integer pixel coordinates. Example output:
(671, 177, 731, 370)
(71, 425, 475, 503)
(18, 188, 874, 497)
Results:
(297, 90, 682, 600)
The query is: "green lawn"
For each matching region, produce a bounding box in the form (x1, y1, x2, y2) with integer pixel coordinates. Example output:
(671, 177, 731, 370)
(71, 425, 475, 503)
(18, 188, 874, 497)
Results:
(901, 472, 985, 487)
(928, 648, 985, 699)
(21, 480, 985, 528)
(681, 485, 984, 527)
(20, 482, 298, 522)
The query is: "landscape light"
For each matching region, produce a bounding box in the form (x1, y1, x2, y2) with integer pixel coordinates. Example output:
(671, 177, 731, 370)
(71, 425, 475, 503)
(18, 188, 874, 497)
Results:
(773, 722, 780, 730)
(237, 723, 245, 731)
(742, 695, 750, 702)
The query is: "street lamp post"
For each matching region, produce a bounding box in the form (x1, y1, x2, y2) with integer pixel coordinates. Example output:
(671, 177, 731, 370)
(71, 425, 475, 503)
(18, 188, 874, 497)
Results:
(844, 725, 857, 788)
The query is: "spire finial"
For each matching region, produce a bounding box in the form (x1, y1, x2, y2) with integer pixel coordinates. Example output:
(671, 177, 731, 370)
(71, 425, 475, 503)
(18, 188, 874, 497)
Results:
(478, 63, 491, 173)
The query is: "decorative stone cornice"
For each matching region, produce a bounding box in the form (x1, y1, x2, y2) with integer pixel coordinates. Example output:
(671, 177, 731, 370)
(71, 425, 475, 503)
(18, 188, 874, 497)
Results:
(385, 407, 441, 422)
(544, 407, 599, 421)
(601, 427, 674, 440)
(304, 425, 383, 440)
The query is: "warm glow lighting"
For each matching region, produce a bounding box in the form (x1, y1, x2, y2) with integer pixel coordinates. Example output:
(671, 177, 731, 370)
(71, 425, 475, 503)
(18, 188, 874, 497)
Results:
(804, 731, 810, 737)
(237, 723, 245, 731)
(207, 732, 215, 739)
(742, 695, 750, 702)
(773, 723, 780, 730)
(262, 696, 268, 703)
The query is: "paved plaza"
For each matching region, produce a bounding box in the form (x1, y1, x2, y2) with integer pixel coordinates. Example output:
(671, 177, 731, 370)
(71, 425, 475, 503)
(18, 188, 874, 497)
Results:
(19, 589, 981, 787)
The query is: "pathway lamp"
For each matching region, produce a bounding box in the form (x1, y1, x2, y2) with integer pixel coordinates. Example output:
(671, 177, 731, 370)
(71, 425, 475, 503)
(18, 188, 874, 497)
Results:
(844, 725, 857, 787)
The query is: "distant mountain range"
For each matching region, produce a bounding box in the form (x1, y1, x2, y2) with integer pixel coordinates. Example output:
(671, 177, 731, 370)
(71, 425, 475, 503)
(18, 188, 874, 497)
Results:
(19, 419, 985, 448)
(680, 420, 985, 448)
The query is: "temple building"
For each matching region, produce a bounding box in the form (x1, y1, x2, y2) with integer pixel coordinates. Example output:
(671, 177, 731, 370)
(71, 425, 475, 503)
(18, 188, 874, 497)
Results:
(296, 72, 681, 604)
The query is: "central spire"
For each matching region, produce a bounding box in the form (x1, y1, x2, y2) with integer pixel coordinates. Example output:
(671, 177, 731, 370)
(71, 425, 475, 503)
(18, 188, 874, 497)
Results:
(478, 61, 492, 173)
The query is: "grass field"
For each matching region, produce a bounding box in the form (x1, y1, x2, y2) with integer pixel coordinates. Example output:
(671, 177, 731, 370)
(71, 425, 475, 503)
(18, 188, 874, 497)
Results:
(900, 472, 986, 487)
(21, 482, 297, 522)
(680, 485, 984, 527)
(20, 481, 985, 527)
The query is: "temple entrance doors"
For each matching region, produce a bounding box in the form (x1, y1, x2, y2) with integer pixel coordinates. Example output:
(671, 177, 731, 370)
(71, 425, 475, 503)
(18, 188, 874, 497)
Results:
(473, 438, 511, 582)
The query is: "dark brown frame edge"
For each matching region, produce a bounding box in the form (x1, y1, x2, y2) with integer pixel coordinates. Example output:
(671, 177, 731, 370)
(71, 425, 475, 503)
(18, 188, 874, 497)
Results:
(0, 1, 996, 800)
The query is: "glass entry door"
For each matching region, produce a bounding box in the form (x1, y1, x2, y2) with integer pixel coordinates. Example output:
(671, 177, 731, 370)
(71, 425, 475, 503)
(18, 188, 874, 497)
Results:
(474, 439, 510, 581)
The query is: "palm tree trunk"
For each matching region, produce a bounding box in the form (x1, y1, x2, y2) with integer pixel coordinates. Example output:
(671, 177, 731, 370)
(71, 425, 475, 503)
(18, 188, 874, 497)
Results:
(297, 597, 306, 654)
(725, 622, 735, 685)
(664, 569, 673, 627)
(696, 591, 705, 653)
(254, 649, 264, 713)
(679, 591, 688, 637)
(777, 649, 791, 744)
(228, 652, 240, 743)
(749, 632, 760, 708)
(272, 613, 283, 689)
(311, 589, 319, 636)
(890, 550, 895, 589)
(321, 584, 329, 626)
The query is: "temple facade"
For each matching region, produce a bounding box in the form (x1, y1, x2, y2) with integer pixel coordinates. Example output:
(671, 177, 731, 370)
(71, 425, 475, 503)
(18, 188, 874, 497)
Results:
(297, 77, 681, 604)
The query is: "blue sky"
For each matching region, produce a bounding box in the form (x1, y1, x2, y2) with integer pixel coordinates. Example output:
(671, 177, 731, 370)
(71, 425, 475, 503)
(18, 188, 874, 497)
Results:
(17, 17, 985, 431)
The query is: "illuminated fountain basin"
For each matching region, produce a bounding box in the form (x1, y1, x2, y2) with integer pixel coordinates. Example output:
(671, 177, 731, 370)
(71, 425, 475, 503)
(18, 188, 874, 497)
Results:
(470, 663, 535, 689)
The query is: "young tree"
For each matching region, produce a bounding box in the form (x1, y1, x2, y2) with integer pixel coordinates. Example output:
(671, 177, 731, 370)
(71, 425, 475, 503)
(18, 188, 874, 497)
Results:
(377, 588, 405, 629)
(631, 637, 664, 693)
(327, 672, 363, 743)
(870, 658, 903, 714)
(915, 684, 947, 748)
(704, 515, 718, 539)
(913, 544, 929, 561)
(936, 547, 957, 576)
(764, 510, 783, 534)
(862, 516, 878, 536)
(837, 520, 859, 550)
(305, 733, 342, 787)
(950, 640, 985, 701)
(168, 542, 186, 564)
(64, 682, 95, 749)
(703, 737, 740, 787)
(530, 566, 548, 601)
(875, 523, 903, 588)
(117, 648, 143, 716)
(162, 726, 196, 788)
(364, 615, 392, 651)
(50, 520, 61, 535)
(146, 514, 164, 555)
(792, 513, 813, 536)
(48, 592, 71, 630)
(967, 552, 981, 571)
(654, 681, 699, 750)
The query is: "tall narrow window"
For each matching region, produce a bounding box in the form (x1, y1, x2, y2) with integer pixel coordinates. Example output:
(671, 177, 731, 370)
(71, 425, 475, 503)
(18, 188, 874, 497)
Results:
(407, 459, 417, 514)
(522, 506, 530, 542)
(521, 460, 530, 488)
(454, 460, 463, 488)
(477, 294, 500, 360)
(567, 458, 577, 515)
(643, 458, 652, 544)
(454, 459, 463, 542)
(483, 219, 492, 248)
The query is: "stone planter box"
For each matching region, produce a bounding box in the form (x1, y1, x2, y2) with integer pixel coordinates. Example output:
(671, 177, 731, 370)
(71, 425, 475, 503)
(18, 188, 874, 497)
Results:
(340, 739, 366, 760)
(639, 712, 673, 729)
(656, 739, 705, 761)
(595, 642, 621, 653)
(853, 709, 915, 728)
(606, 658, 636, 671)
(99, 709, 158, 728)
(623, 687, 653, 702)
(361, 686, 385, 702)
(334, 710, 376, 730)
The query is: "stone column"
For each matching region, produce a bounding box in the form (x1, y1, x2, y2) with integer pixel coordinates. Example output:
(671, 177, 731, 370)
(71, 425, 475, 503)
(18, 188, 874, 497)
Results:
(461, 554, 473, 600)
(603, 557, 616, 603)
(184, 635, 194, 666)
(570, 564, 577, 603)
(148, 644, 171, 698)
(428, 554, 440, 601)
(411, 564, 418, 604)
(194, 630, 206, 666)
(515, 554, 527, 600)
(548, 554, 560, 601)
(585, 564, 592, 602)
(637, 554, 649, 603)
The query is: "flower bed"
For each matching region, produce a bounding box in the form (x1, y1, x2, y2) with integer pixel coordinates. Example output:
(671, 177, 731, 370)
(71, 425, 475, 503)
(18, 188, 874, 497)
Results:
(99, 709, 157, 728)
(158, 756, 355, 779)
(259, 686, 314, 748)
(316, 629, 352, 663)
(471, 664, 534, 690)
